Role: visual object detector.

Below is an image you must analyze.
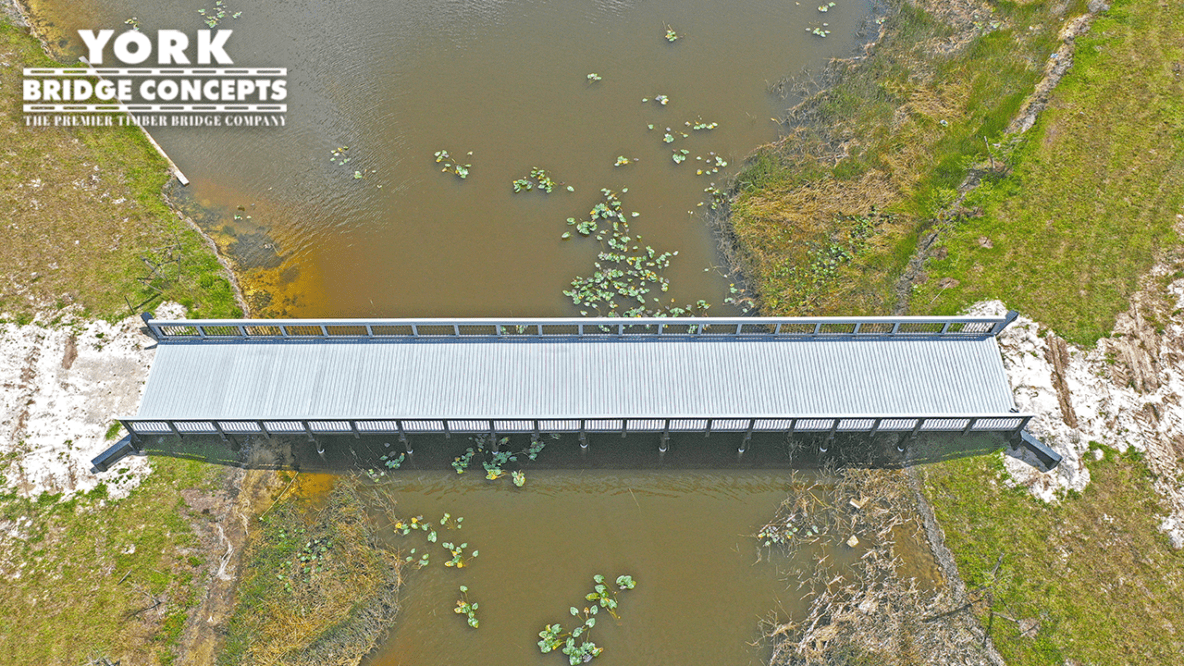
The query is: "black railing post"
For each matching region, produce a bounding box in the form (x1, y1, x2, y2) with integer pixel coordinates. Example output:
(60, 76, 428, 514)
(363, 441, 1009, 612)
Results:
(961, 417, 977, 435)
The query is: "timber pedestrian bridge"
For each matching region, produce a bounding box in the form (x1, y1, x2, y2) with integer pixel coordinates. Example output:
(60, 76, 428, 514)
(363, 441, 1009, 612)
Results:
(114, 313, 1047, 459)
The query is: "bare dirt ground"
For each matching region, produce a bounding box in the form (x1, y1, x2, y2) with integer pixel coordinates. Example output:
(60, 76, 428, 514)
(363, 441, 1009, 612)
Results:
(176, 468, 281, 666)
(971, 257, 1184, 549)
(0, 301, 184, 499)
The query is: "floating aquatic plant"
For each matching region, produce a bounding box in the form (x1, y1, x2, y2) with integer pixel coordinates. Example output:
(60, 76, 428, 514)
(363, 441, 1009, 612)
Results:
(197, 0, 240, 27)
(513, 167, 560, 193)
(818, 1, 836, 11)
(587, 72, 602, 82)
(702, 184, 726, 210)
(614, 156, 633, 167)
(329, 146, 350, 165)
(394, 513, 476, 568)
(434, 149, 472, 179)
(665, 25, 680, 42)
(694, 153, 728, 175)
(124, 17, 141, 31)
(538, 574, 637, 664)
(562, 189, 710, 317)
(662, 131, 675, 144)
(455, 586, 479, 628)
(451, 434, 550, 484)
(654, 94, 669, 106)
(364, 451, 406, 481)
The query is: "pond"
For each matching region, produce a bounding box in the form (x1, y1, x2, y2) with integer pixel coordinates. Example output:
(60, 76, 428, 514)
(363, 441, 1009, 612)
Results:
(26, 0, 873, 317)
(25, 0, 886, 663)
(356, 434, 867, 666)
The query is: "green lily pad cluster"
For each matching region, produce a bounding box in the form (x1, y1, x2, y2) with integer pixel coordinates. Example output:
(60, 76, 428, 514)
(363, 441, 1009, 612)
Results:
(665, 26, 680, 42)
(455, 586, 479, 628)
(692, 154, 728, 176)
(364, 450, 406, 481)
(688, 119, 719, 131)
(434, 150, 471, 179)
(451, 434, 550, 484)
(818, 2, 836, 11)
(671, 149, 690, 164)
(587, 72, 602, 82)
(537, 574, 637, 664)
(562, 190, 710, 317)
(124, 17, 140, 31)
(329, 146, 351, 165)
(810, 25, 832, 37)
(513, 167, 561, 193)
(614, 156, 633, 167)
(197, 0, 240, 27)
(702, 184, 727, 210)
(394, 512, 477, 568)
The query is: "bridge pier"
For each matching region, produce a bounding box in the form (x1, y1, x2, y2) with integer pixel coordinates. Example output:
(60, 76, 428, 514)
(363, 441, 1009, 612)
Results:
(659, 433, 669, 453)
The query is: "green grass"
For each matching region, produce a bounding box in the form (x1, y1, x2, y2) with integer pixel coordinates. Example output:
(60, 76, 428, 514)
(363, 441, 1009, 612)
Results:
(919, 447, 1184, 664)
(913, 0, 1184, 344)
(0, 457, 224, 665)
(728, 0, 1076, 315)
(219, 478, 401, 666)
(0, 20, 241, 321)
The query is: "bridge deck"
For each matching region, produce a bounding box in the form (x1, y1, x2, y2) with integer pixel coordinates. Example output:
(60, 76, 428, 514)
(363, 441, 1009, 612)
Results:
(121, 315, 1032, 439)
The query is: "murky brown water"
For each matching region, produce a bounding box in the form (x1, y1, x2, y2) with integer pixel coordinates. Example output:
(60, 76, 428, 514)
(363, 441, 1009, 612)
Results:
(25, 1, 889, 663)
(364, 467, 834, 666)
(27, 0, 871, 317)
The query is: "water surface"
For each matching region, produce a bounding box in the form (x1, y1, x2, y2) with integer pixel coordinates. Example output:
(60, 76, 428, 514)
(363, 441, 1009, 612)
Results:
(28, 0, 872, 316)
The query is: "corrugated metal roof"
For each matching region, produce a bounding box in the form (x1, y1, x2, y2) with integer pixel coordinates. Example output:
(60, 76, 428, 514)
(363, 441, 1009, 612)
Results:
(136, 335, 1017, 420)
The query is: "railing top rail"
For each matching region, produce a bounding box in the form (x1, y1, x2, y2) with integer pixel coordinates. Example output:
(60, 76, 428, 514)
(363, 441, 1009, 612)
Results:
(144, 312, 1019, 342)
(120, 412, 1036, 422)
(147, 315, 1006, 327)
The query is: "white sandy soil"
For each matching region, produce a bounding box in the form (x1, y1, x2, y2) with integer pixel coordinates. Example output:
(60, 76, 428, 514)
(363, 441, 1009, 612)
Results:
(970, 290, 1184, 549)
(0, 302, 184, 500)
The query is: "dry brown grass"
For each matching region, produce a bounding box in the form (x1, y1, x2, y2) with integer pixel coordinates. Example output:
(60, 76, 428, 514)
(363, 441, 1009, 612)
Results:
(761, 466, 998, 666)
(220, 476, 402, 666)
(728, 0, 1075, 317)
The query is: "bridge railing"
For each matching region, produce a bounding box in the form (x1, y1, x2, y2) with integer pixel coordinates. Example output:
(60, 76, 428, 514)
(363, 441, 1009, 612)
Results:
(143, 313, 1018, 342)
(119, 414, 1034, 442)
